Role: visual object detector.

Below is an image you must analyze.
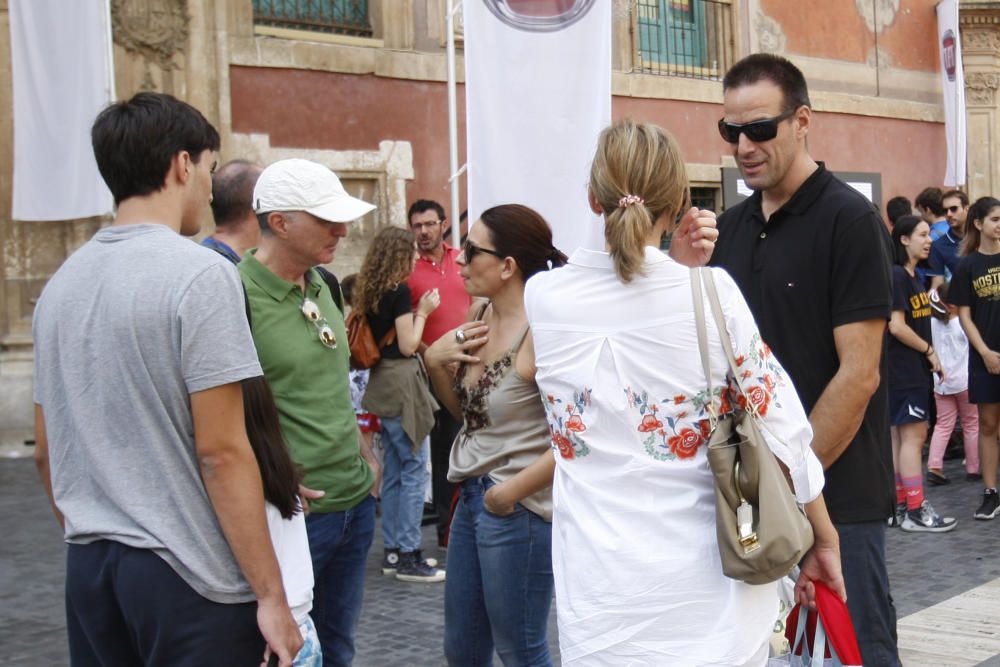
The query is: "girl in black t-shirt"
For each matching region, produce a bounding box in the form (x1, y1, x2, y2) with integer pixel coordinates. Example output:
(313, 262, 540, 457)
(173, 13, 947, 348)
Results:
(354, 226, 444, 582)
(887, 215, 955, 533)
(952, 196, 1000, 520)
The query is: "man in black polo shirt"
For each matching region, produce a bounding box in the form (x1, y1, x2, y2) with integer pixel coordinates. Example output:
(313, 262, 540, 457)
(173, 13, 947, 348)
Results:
(710, 54, 898, 666)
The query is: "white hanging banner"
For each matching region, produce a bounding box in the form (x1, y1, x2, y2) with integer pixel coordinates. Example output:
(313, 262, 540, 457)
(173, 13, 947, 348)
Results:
(936, 0, 967, 187)
(10, 0, 114, 221)
(464, 0, 611, 257)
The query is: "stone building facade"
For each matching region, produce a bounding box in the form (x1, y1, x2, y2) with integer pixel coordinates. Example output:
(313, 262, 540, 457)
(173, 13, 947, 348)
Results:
(1, 0, 998, 445)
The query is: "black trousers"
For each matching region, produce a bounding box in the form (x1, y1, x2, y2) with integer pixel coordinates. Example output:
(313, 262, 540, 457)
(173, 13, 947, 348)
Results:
(66, 540, 263, 666)
(430, 408, 462, 545)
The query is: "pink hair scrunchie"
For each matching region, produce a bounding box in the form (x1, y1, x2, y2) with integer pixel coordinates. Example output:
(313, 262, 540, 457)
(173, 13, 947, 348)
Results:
(617, 194, 644, 208)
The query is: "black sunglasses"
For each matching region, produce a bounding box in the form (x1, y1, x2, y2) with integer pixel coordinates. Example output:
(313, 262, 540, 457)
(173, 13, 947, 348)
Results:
(463, 239, 504, 261)
(717, 108, 797, 144)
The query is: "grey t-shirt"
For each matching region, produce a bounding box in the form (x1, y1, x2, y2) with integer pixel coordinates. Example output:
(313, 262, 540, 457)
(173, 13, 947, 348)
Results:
(32, 224, 263, 603)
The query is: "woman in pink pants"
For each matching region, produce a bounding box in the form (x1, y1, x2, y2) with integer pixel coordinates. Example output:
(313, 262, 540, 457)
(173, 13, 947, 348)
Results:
(927, 284, 981, 485)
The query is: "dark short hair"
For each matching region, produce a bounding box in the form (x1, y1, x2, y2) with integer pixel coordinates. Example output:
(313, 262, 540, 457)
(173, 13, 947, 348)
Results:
(91, 92, 220, 205)
(915, 187, 945, 216)
(408, 199, 446, 225)
(890, 214, 925, 266)
(723, 53, 811, 111)
(479, 204, 567, 281)
(340, 273, 358, 308)
(211, 160, 261, 226)
(941, 189, 969, 207)
(886, 196, 912, 225)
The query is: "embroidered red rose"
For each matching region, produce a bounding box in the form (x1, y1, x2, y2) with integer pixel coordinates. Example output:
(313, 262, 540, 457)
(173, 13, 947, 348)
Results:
(547, 394, 556, 404)
(698, 419, 712, 439)
(745, 385, 770, 416)
(638, 413, 664, 432)
(566, 414, 586, 432)
(740, 370, 752, 379)
(735, 354, 746, 367)
(668, 428, 704, 459)
(719, 391, 733, 415)
(674, 395, 686, 405)
(553, 431, 574, 459)
(763, 374, 776, 392)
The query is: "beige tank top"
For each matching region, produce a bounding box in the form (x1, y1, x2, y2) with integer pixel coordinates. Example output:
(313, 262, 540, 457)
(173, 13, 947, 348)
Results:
(449, 322, 553, 521)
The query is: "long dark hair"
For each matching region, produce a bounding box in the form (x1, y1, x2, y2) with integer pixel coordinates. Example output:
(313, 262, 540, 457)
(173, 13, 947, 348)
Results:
(242, 376, 303, 520)
(963, 196, 1000, 256)
(889, 214, 926, 267)
(479, 204, 567, 280)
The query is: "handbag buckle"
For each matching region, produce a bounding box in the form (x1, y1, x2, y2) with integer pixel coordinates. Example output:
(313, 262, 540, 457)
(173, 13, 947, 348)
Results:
(736, 500, 760, 553)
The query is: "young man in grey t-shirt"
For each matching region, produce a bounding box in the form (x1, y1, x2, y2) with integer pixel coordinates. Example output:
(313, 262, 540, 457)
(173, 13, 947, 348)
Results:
(32, 93, 302, 666)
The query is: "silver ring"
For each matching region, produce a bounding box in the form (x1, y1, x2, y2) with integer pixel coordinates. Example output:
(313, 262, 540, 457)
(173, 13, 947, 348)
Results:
(455, 329, 467, 344)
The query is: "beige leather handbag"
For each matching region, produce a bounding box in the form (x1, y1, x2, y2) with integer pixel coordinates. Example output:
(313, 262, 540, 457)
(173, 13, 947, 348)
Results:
(691, 267, 814, 585)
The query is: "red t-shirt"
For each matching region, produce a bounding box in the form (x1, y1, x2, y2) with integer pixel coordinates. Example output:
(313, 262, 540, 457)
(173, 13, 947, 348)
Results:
(407, 245, 471, 346)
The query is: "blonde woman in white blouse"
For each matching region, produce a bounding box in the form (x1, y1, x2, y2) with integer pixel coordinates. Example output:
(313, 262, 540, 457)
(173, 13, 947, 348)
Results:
(524, 120, 845, 666)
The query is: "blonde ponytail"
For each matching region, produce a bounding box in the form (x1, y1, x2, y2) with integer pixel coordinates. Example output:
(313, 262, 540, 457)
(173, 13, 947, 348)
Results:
(589, 120, 689, 283)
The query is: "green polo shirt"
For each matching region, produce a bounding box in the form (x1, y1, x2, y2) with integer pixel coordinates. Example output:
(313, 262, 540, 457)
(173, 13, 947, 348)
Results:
(239, 250, 373, 513)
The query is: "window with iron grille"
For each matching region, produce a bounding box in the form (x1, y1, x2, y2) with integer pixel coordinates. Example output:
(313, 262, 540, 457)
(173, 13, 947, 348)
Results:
(253, 0, 372, 38)
(635, 0, 733, 80)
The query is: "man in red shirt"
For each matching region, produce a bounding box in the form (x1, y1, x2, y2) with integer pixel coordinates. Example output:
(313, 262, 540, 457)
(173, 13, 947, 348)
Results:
(407, 199, 471, 545)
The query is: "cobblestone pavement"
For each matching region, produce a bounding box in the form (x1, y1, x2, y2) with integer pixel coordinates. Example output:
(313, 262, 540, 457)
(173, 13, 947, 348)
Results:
(2, 455, 998, 666)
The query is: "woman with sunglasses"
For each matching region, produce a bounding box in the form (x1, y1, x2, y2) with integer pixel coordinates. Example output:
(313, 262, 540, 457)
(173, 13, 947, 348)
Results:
(424, 204, 566, 666)
(355, 226, 445, 582)
(524, 120, 844, 665)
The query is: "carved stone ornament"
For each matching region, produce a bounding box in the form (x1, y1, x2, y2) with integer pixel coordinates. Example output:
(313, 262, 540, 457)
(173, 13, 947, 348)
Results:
(111, 0, 189, 70)
(962, 28, 1000, 53)
(966, 71, 1000, 106)
(755, 10, 787, 54)
(856, 0, 899, 34)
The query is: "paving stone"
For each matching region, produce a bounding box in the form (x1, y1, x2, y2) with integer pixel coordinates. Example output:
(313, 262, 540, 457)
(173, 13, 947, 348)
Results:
(2, 455, 997, 665)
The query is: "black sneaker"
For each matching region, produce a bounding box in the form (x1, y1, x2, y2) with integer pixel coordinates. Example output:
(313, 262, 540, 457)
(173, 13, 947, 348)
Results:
(974, 489, 1000, 520)
(395, 551, 446, 583)
(382, 548, 437, 575)
(900, 500, 957, 533)
(381, 548, 400, 575)
(888, 502, 906, 528)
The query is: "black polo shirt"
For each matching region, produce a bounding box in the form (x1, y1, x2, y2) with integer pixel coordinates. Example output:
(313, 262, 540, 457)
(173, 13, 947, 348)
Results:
(710, 163, 895, 523)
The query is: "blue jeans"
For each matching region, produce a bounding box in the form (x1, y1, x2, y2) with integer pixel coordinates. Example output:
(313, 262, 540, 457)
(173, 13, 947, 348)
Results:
(444, 476, 554, 667)
(837, 520, 900, 667)
(380, 415, 429, 552)
(306, 495, 375, 667)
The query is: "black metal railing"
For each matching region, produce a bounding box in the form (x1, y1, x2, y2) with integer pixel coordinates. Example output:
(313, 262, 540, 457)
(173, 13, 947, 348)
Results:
(635, 0, 733, 80)
(253, 0, 372, 37)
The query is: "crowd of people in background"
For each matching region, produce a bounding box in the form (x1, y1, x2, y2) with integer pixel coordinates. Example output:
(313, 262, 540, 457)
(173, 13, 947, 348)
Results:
(881, 186, 1000, 530)
(28, 51, 1000, 667)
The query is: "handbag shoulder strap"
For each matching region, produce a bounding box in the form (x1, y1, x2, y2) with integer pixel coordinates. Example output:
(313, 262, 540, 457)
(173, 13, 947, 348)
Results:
(689, 268, 715, 420)
(701, 269, 763, 420)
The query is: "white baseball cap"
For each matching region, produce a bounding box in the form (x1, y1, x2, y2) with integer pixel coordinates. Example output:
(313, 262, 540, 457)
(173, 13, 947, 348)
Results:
(253, 158, 376, 223)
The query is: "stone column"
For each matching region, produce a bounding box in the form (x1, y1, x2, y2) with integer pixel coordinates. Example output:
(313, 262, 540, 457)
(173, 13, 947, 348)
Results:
(961, 3, 1000, 200)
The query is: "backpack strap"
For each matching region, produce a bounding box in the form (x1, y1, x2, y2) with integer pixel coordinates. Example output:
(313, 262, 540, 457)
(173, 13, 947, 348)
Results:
(315, 266, 344, 314)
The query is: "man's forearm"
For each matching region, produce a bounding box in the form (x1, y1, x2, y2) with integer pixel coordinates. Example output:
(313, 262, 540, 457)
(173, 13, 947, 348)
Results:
(201, 451, 287, 604)
(33, 404, 64, 530)
(808, 371, 875, 469)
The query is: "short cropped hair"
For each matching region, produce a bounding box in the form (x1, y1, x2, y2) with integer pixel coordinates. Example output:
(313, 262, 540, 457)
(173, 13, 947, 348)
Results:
(886, 196, 912, 225)
(723, 53, 811, 111)
(941, 189, 969, 207)
(915, 187, 945, 217)
(91, 92, 220, 205)
(407, 199, 446, 225)
(211, 160, 261, 227)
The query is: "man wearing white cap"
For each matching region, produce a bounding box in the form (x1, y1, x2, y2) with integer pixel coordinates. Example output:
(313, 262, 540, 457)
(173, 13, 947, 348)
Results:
(239, 158, 379, 666)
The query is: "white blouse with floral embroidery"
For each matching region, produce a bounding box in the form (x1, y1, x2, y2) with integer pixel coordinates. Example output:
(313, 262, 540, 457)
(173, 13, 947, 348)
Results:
(525, 247, 825, 667)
